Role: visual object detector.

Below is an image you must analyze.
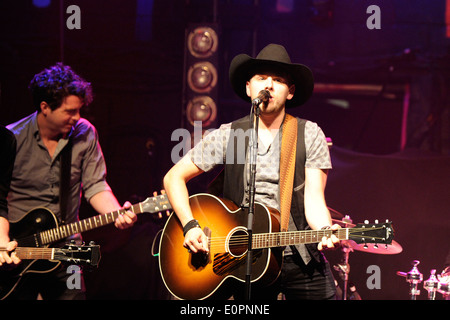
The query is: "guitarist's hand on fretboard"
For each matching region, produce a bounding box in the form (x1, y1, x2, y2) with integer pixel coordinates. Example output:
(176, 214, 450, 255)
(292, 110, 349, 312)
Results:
(0, 240, 20, 267)
(114, 201, 138, 230)
(317, 224, 341, 251)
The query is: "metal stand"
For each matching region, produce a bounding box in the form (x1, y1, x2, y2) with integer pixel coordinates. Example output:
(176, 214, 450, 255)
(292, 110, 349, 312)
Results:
(334, 215, 353, 300)
(397, 260, 423, 300)
(244, 100, 261, 300)
(424, 269, 439, 300)
(438, 268, 450, 299)
(335, 247, 351, 300)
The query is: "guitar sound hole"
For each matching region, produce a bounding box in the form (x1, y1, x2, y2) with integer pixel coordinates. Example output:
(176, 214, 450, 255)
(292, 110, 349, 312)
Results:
(227, 227, 248, 257)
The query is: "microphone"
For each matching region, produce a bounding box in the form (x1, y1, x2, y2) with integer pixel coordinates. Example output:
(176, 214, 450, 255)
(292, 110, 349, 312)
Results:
(252, 90, 270, 106)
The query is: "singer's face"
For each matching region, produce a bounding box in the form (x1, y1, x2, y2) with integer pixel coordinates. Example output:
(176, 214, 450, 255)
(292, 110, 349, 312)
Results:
(246, 71, 295, 115)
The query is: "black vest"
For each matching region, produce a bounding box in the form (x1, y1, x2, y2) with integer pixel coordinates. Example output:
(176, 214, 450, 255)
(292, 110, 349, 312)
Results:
(208, 115, 321, 262)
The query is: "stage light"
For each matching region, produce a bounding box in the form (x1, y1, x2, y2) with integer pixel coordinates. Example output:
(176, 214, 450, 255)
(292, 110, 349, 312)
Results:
(187, 27, 218, 58)
(187, 62, 218, 93)
(186, 96, 217, 127)
(183, 24, 219, 130)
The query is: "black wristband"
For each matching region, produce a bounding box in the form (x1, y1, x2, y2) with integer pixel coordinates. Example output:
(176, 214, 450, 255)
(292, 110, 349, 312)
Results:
(183, 219, 201, 236)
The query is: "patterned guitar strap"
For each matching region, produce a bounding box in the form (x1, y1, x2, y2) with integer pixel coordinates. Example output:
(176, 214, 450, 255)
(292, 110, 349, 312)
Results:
(279, 114, 297, 232)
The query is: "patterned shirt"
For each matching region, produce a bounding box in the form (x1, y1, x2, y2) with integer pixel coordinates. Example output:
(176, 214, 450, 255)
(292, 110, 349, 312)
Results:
(188, 119, 332, 210)
(188, 118, 331, 261)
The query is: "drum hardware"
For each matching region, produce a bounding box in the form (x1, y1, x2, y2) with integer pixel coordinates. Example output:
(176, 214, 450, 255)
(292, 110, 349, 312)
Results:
(397, 260, 423, 300)
(423, 269, 439, 300)
(330, 209, 402, 299)
(334, 245, 352, 300)
(332, 214, 354, 300)
(437, 268, 450, 299)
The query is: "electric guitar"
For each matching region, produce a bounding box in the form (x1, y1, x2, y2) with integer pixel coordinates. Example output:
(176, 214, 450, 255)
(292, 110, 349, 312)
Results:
(158, 193, 395, 300)
(1, 193, 170, 300)
(0, 243, 100, 300)
(9, 194, 170, 248)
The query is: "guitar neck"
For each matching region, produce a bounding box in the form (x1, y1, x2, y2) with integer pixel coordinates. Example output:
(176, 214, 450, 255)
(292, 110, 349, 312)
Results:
(38, 195, 170, 245)
(13, 247, 55, 260)
(253, 228, 349, 249)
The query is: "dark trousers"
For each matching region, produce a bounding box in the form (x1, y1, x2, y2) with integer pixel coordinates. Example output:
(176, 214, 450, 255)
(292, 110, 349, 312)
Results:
(278, 254, 336, 300)
(220, 253, 336, 300)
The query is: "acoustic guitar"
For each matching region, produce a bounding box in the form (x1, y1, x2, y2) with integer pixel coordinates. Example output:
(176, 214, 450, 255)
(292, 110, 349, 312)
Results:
(158, 193, 394, 300)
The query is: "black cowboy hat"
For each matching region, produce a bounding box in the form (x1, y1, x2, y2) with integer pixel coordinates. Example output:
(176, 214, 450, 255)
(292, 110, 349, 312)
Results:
(229, 44, 314, 108)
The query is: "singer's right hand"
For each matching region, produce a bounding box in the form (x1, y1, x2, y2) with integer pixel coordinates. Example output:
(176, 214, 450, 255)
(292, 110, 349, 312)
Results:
(183, 227, 209, 254)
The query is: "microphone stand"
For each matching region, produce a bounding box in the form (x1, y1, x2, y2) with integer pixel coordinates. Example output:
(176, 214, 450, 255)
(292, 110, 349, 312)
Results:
(244, 100, 261, 300)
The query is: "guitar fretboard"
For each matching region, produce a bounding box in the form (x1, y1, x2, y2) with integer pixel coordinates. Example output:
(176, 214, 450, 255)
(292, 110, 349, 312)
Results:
(252, 228, 349, 249)
(14, 247, 54, 260)
(38, 195, 170, 245)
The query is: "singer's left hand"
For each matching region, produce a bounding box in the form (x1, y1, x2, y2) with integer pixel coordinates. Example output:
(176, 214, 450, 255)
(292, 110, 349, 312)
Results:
(318, 224, 341, 250)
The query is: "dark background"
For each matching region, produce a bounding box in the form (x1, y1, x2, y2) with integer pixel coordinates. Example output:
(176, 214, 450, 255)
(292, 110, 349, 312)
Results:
(1, 0, 449, 300)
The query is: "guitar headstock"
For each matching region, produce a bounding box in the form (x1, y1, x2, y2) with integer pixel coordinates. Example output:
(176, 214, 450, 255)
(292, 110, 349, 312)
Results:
(350, 220, 394, 246)
(141, 194, 172, 214)
(56, 243, 101, 267)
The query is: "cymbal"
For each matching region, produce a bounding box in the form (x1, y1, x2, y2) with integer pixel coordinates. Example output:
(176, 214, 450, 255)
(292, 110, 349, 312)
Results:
(348, 240, 403, 255)
(328, 207, 344, 219)
(332, 218, 355, 227)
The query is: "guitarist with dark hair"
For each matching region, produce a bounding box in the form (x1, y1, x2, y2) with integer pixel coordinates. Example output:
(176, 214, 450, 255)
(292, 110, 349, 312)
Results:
(1, 63, 137, 300)
(162, 44, 341, 300)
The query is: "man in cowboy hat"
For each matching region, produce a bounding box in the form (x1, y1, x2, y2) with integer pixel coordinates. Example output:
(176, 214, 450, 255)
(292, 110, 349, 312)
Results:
(163, 44, 339, 300)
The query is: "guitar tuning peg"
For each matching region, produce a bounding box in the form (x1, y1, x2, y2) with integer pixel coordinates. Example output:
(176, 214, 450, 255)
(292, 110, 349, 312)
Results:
(364, 220, 369, 224)
(364, 243, 368, 249)
(375, 219, 379, 224)
(374, 244, 378, 249)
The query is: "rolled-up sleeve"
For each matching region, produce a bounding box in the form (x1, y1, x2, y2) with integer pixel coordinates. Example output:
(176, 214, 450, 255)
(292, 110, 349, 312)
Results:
(72, 119, 112, 202)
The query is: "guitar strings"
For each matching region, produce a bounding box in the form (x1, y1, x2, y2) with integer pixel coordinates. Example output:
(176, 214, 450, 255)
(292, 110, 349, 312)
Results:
(205, 227, 387, 251)
(0, 247, 54, 259)
(0, 247, 53, 252)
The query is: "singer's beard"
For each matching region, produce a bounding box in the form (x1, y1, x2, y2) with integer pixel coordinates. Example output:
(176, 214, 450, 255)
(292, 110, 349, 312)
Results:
(259, 99, 284, 116)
